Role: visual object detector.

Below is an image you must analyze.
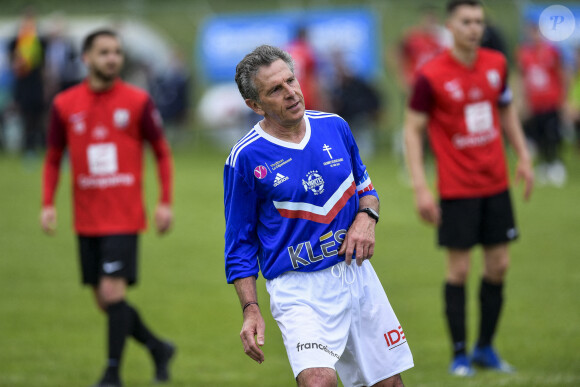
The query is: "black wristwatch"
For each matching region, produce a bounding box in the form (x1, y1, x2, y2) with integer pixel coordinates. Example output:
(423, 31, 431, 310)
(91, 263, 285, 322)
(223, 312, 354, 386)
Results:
(358, 207, 379, 223)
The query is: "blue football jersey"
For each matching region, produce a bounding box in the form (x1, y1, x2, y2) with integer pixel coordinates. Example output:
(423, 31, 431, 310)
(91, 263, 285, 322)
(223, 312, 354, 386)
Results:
(223, 111, 379, 283)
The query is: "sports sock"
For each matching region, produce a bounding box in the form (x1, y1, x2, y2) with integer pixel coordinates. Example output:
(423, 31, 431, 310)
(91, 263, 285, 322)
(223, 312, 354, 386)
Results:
(126, 302, 162, 349)
(477, 278, 504, 348)
(106, 300, 132, 374)
(444, 282, 466, 357)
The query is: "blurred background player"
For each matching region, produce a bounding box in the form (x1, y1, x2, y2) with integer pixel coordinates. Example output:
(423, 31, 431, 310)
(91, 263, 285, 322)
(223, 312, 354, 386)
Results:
(390, 5, 450, 181)
(517, 23, 567, 187)
(393, 5, 450, 95)
(404, 0, 533, 377)
(285, 27, 323, 110)
(40, 29, 175, 387)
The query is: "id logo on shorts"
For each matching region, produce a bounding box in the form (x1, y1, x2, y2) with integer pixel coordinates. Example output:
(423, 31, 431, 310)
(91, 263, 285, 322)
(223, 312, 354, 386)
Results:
(384, 326, 407, 350)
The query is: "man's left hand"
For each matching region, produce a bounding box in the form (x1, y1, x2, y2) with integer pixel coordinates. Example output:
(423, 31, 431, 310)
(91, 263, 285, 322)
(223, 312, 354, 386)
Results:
(515, 158, 534, 201)
(338, 212, 376, 266)
(155, 203, 173, 234)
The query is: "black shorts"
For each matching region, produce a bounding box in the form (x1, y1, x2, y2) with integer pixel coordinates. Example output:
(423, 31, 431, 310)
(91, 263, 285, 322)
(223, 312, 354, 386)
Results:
(438, 190, 518, 249)
(78, 234, 138, 286)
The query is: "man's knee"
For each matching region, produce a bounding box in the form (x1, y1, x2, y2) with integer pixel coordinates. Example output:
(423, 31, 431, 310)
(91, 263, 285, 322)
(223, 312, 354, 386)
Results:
(484, 245, 510, 282)
(296, 367, 337, 387)
(372, 373, 404, 387)
(447, 250, 471, 284)
(96, 276, 127, 308)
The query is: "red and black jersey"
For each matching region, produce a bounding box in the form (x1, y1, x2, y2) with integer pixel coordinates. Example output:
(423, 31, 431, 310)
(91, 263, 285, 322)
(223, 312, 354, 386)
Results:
(517, 41, 564, 114)
(42, 79, 172, 235)
(409, 48, 511, 199)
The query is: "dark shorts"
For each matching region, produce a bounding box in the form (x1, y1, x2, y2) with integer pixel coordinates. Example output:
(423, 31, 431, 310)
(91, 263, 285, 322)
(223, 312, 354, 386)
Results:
(78, 234, 138, 286)
(438, 189, 518, 249)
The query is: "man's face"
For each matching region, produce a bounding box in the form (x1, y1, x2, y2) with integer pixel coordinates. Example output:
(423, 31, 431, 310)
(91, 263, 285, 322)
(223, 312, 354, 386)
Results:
(83, 35, 123, 82)
(447, 5, 485, 51)
(248, 59, 305, 128)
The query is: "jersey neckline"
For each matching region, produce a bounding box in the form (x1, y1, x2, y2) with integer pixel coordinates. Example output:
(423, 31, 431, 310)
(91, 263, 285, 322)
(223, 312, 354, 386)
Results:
(253, 116, 311, 150)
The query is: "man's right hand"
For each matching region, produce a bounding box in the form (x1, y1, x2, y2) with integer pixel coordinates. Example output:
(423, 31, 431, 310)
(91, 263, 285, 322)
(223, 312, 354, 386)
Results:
(240, 305, 265, 364)
(40, 206, 57, 235)
(415, 188, 441, 226)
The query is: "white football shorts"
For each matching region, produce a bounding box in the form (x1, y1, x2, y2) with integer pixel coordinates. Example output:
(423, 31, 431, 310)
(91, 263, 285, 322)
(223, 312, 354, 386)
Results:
(266, 260, 414, 386)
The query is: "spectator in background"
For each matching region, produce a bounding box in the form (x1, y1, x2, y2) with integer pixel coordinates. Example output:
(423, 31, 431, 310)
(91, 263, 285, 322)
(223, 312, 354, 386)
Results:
(517, 23, 567, 187)
(9, 6, 47, 156)
(149, 50, 190, 137)
(330, 51, 381, 158)
(566, 46, 580, 151)
(285, 27, 323, 110)
(44, 13, 83, 99)
(481, 21, 508, 59)
(0, 38, 14, 150)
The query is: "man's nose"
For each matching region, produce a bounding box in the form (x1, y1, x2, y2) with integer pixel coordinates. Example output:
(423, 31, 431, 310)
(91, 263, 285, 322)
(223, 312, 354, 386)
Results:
(283, 83, 296, 97)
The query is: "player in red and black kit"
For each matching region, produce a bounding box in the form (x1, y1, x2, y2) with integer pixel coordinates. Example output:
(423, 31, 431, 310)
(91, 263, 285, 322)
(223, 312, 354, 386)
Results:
(517, 23, 567, 186)
(404, 0, 533, 377)
(40, 29, 175, 387)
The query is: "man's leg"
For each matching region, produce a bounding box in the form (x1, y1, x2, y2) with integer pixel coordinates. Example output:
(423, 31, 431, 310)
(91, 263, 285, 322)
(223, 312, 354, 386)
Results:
(371, 374, 404, 387)
(93, 276, 175, 385)
(445, 249, 471, 358)
(296, 367, 337, 387)
(478, 243, 509, 349)
(471, 243, 514, 372)
(93, 276, 128, 387)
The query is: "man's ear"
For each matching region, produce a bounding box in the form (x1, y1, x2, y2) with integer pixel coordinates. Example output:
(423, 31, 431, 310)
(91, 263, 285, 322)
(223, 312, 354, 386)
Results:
(245, 99, 265, 116)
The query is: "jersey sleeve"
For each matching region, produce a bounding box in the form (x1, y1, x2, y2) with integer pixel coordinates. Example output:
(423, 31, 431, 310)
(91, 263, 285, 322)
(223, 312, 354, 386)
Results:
(498, 57, 513, 107)
(141, 98, 173, 204)
(42, 104, 67, 206)
(223, 162, 260, 284)
(409, 74, 434, 113)
(342, 120, 379, 201)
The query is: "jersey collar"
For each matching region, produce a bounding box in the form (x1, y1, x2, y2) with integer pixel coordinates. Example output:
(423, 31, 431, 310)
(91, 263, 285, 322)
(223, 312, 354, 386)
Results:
(253, 115, 311, 150)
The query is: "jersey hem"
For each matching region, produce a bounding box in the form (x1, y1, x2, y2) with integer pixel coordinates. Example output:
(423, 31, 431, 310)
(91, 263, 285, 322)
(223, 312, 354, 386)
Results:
(439, 184, 509, 200)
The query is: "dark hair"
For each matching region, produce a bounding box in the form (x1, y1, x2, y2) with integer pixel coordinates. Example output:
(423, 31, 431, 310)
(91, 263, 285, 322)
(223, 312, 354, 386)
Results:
(235, 44, 294, 102)
(82, 28, 118, 53)
(446, 0, 483, 15)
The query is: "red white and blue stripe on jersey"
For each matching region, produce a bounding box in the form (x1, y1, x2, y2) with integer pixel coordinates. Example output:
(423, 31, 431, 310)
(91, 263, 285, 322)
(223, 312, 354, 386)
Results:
(223, 111, 379, 283)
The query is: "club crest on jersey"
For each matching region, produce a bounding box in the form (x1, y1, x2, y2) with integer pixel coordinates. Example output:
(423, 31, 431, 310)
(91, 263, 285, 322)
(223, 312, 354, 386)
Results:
(302, 170, 325, 195)
(254, 165, 268, 179)
(444, 79, 464, 101)
(113, 109, 130, 129)
(487, 70, 501, 89)
(70, 112, 86, 134)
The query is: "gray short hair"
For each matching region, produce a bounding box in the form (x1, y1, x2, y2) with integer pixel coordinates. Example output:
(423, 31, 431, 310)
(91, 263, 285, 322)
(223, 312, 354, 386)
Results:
(235, 44, 295, 102)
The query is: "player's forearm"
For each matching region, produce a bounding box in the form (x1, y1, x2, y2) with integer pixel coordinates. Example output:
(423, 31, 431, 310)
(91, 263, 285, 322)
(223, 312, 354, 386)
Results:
(500, 104, 531, 162)
(233, 276, 259, 308)
(42, 147, 64, 206)
(359, 194, 379, 214)
(404, 122, 430, 194)
(151, 138, 173, 204)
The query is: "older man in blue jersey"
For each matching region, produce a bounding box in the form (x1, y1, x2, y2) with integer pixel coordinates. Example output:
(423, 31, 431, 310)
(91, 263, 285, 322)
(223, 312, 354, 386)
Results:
(224, 45, 413, 387)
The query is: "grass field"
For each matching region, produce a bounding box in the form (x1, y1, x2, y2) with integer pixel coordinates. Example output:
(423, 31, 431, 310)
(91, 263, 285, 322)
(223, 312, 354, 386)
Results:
(0, 140, 579, 387)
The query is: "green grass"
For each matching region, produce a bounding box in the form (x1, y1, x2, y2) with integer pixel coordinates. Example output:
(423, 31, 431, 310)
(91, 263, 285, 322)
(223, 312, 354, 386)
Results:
(0, 142, 579, 386)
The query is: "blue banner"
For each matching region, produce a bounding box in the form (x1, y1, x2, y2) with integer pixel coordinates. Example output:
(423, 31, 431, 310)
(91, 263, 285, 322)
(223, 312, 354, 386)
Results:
(196, 8, 380, 83)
